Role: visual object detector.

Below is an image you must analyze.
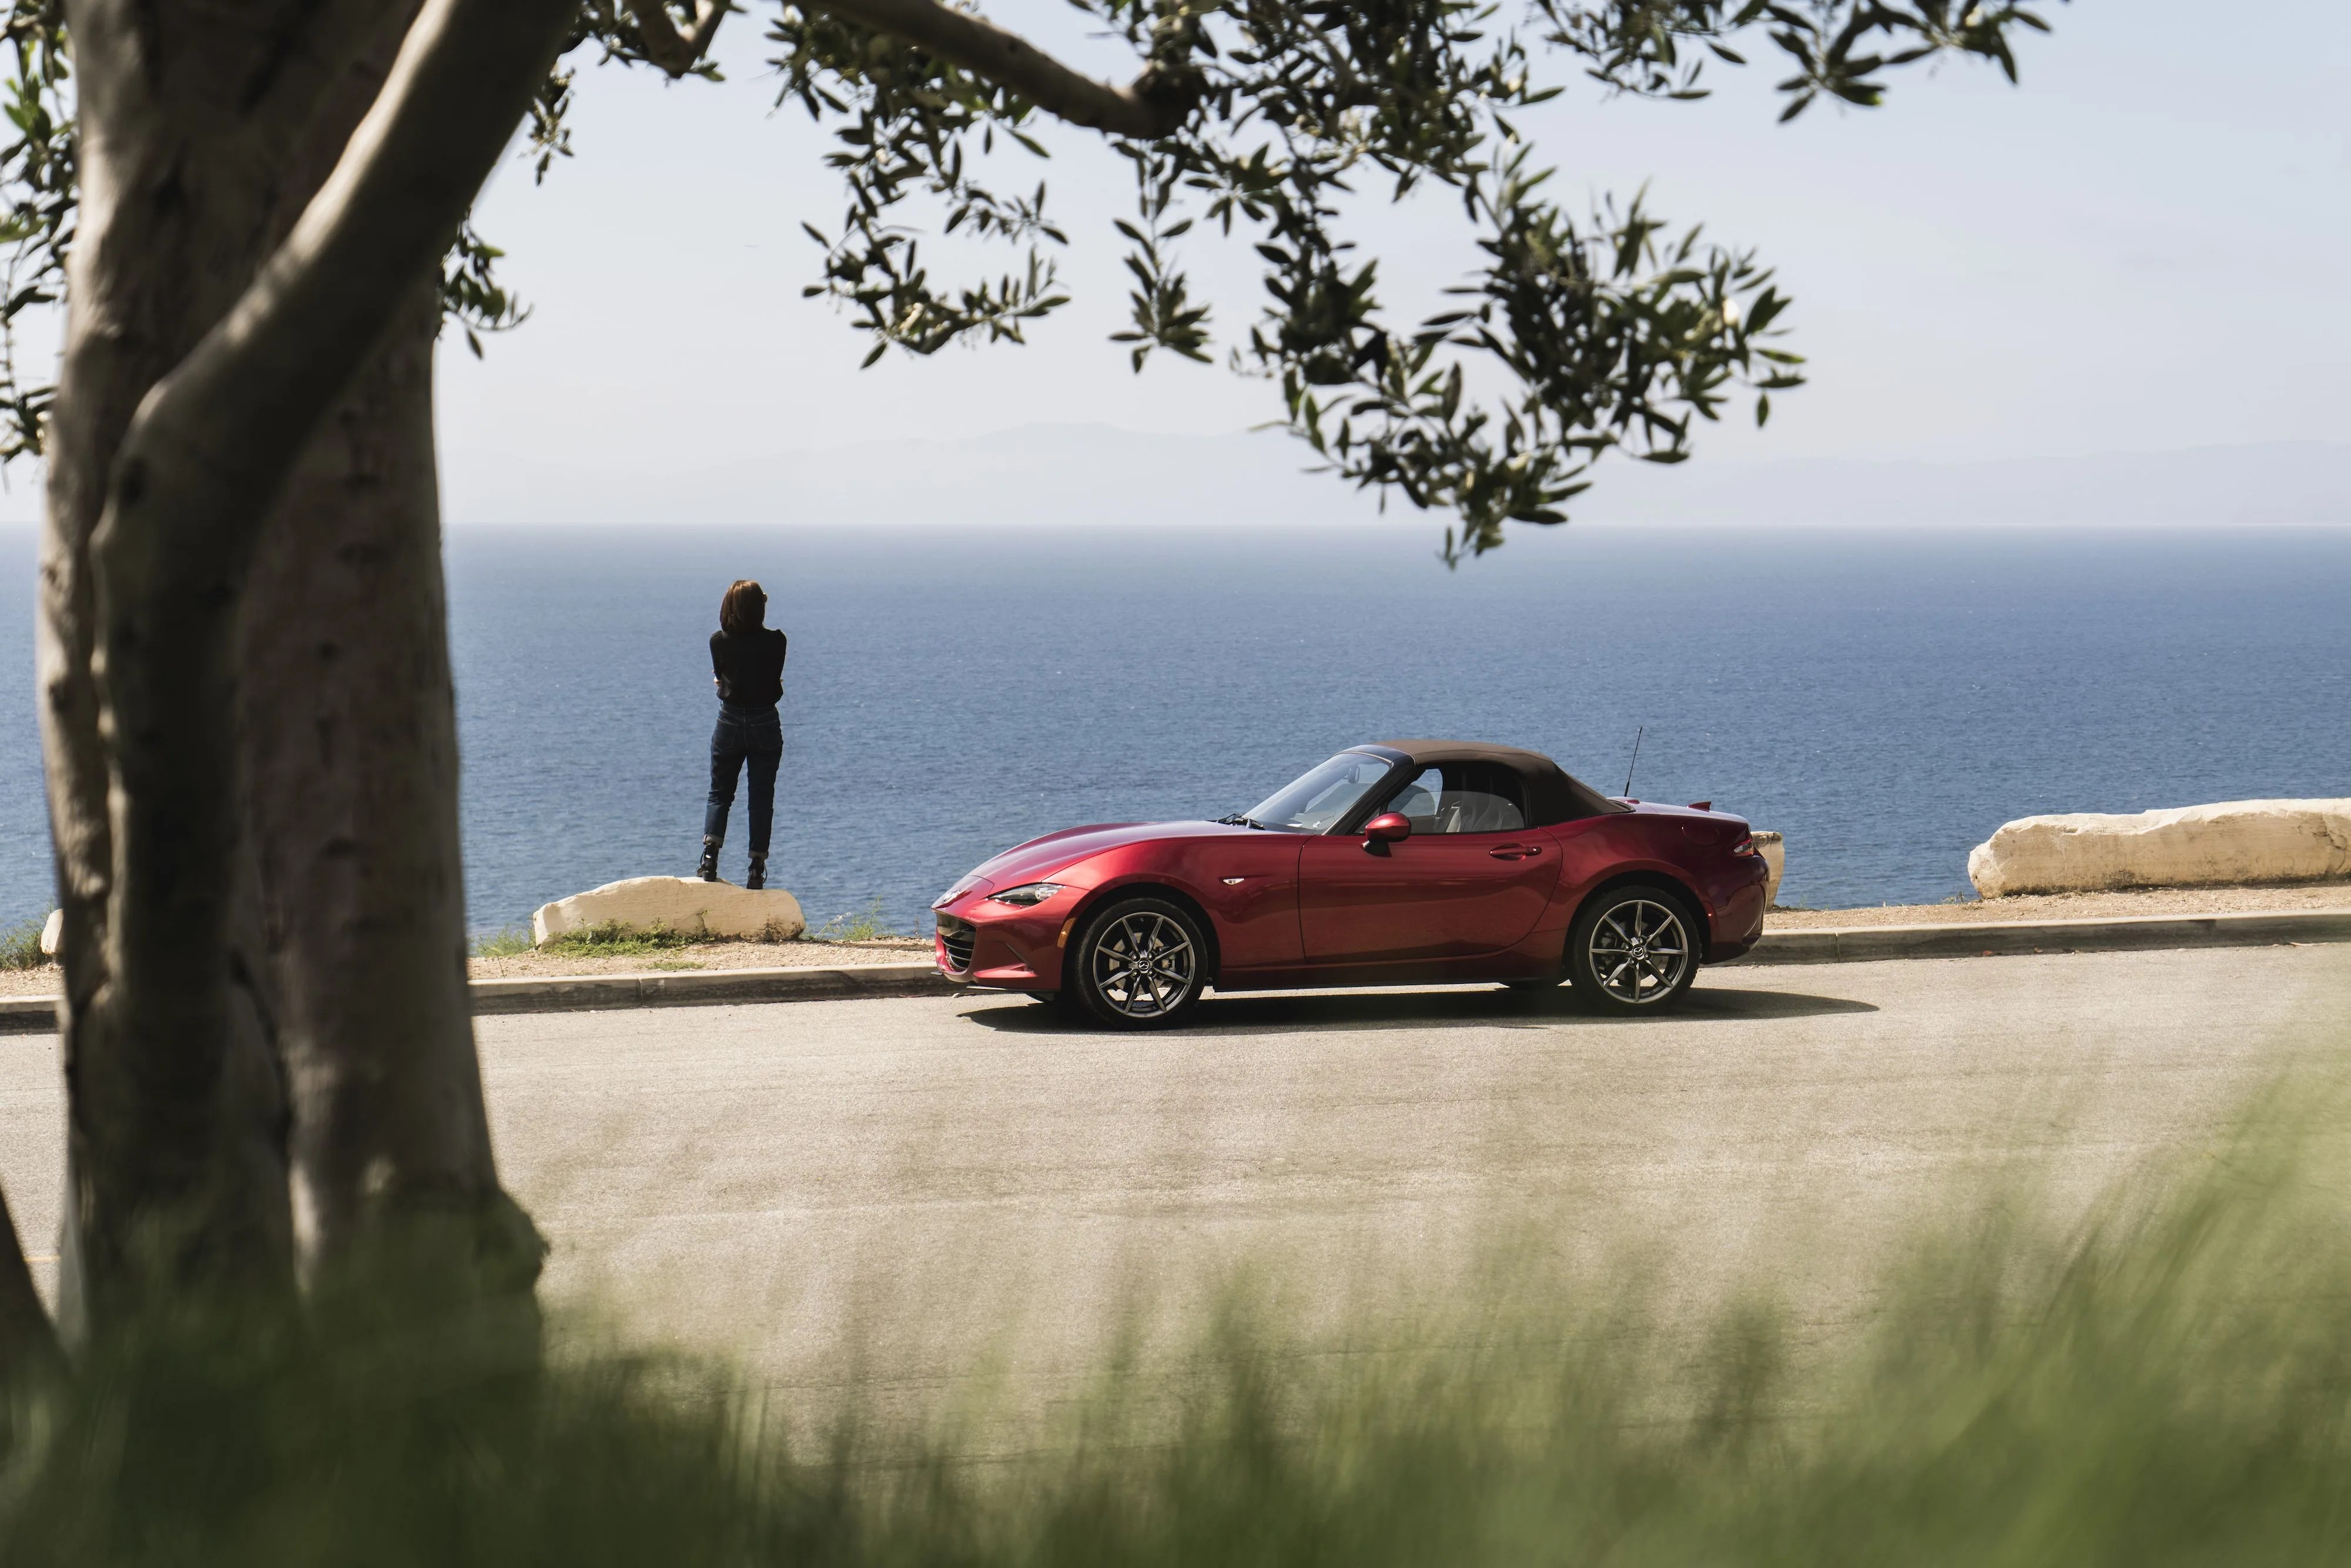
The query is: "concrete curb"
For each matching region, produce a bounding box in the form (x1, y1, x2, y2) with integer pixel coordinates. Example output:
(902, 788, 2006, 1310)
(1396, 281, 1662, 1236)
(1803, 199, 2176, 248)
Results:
(0, 963, 950, 1037)
(467, 963, 952, 1016)
(1732, 909, 2351, 966)
(6, 912, 2347, 1034)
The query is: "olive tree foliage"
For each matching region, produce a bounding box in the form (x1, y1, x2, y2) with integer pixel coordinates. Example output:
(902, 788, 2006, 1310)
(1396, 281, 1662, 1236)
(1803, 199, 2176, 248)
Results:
(0, 0, 2052, 1391)
(710, 0, 2054, 559)
(0, 2, 2055, 552)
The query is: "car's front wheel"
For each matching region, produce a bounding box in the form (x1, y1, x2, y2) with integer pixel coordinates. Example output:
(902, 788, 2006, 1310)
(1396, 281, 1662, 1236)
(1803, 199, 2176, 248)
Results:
(1568, 885, 1700, 1014)
(1068, 896, 1207, 1029)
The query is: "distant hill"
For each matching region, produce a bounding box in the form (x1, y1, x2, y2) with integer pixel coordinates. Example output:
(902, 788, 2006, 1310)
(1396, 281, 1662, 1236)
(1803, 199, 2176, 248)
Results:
(439, 425, 2351, 531)
(439, 423, 1382, 529)
(1576, 440, 2351, 530)
(9, 425, 2340, 531)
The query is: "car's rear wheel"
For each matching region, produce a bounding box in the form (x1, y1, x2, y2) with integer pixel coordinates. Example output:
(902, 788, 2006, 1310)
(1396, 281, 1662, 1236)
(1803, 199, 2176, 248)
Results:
(1569, 885, 1700, 1014)
(1068, 896, 1207, 1030)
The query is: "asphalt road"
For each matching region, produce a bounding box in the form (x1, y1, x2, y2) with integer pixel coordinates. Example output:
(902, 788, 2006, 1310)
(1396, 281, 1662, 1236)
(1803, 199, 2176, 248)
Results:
(5, 945, 2347, 1431)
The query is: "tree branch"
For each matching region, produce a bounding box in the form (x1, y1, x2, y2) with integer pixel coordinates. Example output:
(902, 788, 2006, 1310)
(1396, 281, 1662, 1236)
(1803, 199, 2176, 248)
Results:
(622, 0, 731, 76)
(805, 0, 1195, 138)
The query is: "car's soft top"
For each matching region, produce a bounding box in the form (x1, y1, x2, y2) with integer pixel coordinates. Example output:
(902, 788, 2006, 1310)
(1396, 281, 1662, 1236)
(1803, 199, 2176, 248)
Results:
(1362, 739, 1629, 827)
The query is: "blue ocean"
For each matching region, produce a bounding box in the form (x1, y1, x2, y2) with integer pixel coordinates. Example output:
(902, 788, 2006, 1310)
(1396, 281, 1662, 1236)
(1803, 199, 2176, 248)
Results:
(3, 524, 2347, 937)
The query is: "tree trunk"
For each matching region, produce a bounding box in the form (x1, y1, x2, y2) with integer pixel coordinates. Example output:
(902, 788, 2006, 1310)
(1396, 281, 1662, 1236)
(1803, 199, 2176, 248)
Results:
(0, 1182, 63, 1396)
(39, 0, 373, 1340)
(239, 285, 543, 1341)
(38, 0, 558, 1348)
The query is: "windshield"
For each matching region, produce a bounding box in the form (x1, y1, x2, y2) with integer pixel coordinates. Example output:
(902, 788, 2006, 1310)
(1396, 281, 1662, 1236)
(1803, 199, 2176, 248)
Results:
(1241, 752, 1398, 833)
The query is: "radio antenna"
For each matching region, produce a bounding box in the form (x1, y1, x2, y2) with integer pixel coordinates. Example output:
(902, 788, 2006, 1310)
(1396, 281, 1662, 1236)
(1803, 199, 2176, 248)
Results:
(1622, 725, 1644, 798)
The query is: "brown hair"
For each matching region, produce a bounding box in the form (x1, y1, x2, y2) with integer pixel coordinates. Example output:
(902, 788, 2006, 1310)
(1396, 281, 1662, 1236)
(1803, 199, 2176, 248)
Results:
(719, 579, 766, 635)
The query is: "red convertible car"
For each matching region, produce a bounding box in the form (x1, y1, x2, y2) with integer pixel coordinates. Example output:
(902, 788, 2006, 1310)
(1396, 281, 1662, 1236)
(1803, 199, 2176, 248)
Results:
(932, 741, 1769, 1028)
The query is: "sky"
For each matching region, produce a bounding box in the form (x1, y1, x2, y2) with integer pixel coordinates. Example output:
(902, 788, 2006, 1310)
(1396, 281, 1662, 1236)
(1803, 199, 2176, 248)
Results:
(406, 0, 2351, 526)
(0, 0, 2342, 528)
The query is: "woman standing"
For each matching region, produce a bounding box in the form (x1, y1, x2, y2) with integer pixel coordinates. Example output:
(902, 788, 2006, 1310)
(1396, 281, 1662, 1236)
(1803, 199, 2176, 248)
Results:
(700, 579, 787, 889)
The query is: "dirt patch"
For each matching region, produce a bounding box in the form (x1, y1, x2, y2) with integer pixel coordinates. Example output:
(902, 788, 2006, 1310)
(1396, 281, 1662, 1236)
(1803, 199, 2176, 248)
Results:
(0, 968, 55, 1000)
(1766, 882, 2351, 930)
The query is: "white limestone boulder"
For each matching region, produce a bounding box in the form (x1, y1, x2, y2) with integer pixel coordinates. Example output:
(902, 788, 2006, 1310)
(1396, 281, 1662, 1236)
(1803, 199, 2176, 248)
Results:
(531, 876, 806, 946)
(1751, 832, 1785, 908)
(1968, 799, 2351, 899)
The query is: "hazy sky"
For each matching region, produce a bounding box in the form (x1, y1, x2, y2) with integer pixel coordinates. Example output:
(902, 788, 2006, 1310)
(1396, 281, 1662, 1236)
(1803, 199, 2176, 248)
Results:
(3, 1, 2342, 529)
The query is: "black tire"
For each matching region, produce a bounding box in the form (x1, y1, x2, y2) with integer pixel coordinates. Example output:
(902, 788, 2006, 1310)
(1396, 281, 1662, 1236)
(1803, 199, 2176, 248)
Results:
(1568, 884, 1701, 1015)
(1067, 896, 1208, 1030)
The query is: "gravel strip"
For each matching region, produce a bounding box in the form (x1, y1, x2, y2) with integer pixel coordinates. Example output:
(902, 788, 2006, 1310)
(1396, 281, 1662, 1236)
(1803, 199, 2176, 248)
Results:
(467, 937, 929, 979)
(1766, 882, 2351, 930)
(0, 937, 932, 999)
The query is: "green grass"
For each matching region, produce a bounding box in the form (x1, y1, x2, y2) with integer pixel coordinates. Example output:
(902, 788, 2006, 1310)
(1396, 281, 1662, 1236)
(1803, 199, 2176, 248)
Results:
(470, 926, 536, 959)
(0, 914, 49, 970)
(12, 1089, 2351, 1563)
(815, 898, 905, 943)
(473, 917, 810, 959)
(537, 920, 714, 958)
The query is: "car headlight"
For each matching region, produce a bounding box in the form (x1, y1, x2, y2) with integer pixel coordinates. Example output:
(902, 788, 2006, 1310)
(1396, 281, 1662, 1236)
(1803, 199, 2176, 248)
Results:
(986, 882, 1067, 907)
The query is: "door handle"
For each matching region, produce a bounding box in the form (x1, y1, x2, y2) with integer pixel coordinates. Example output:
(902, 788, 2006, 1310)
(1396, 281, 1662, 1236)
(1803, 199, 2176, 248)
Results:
(1488, 843, 1542, 860)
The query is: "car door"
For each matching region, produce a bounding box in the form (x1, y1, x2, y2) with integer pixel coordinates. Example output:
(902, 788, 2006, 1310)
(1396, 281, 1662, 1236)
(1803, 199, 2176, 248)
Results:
(1297, 763, 1561, 963)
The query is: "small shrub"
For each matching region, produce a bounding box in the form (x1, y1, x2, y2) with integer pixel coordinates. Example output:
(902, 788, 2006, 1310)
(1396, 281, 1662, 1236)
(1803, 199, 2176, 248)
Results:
(539, 920, 711, 958)
(1, 914, 51, 970)
(470, 926, 536, 959)
(815, 898, 903, 943)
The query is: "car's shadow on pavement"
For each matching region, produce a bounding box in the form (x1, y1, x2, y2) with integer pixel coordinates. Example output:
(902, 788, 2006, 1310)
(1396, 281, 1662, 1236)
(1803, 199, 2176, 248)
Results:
(960, 983, 1878, 1036)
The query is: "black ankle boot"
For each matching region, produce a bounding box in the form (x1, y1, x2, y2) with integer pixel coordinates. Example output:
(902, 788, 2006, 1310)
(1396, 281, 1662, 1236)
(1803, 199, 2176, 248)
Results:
(697, 837, 721, 882)
(746, 854, 767, 892)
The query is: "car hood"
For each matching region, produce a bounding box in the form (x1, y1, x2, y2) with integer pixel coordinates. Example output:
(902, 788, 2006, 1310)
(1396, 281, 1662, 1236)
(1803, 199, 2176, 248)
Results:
(956, 820, 1255, 893)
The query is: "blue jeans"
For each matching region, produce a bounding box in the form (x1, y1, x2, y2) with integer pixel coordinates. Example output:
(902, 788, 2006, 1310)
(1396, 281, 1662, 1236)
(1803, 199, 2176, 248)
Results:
(704, 702, 782, 855)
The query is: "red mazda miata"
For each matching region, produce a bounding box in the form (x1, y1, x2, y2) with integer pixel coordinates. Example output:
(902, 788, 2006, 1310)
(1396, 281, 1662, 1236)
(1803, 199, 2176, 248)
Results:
(932, 741, 1769, 1028)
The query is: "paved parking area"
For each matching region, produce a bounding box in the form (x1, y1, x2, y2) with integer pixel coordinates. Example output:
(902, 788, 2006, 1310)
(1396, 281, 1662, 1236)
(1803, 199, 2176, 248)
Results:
(4, 944, 2346, 1422)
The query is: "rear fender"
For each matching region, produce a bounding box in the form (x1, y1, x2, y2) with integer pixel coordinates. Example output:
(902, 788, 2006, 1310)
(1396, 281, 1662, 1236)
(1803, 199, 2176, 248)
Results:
(1571, 867, 1713, 947)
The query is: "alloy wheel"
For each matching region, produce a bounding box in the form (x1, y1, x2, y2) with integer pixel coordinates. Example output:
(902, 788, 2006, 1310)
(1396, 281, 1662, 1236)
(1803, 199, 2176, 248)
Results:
(1090, 910, 1198, 1020)
(1585, 897, 1692, 1006)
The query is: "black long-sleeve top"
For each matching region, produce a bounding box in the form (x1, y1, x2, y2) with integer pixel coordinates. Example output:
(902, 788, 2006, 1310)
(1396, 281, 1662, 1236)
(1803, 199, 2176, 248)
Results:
(711, 626, 788, 707)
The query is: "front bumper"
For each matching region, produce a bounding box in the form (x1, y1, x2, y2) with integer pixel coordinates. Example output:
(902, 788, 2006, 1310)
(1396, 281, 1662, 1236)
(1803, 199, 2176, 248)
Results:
(933, 897, 1077, 991)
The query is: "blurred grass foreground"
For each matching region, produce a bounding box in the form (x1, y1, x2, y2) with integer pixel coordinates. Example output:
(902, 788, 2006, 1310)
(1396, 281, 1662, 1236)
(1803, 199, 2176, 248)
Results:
(9, 1088, 2351, 1565)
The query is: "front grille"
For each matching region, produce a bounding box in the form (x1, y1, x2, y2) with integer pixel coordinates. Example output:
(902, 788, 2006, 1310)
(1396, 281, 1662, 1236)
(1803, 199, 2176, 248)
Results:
(937, 915, 976, 972)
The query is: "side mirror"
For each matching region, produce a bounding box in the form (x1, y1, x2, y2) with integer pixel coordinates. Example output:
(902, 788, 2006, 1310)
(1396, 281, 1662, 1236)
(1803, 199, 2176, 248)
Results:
(1363, 812, 1412, 845)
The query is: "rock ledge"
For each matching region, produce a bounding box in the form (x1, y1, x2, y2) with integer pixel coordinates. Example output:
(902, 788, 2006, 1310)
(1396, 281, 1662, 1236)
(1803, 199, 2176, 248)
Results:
(532, 876, 807, 946)
(1968, 799, 2351, 899)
